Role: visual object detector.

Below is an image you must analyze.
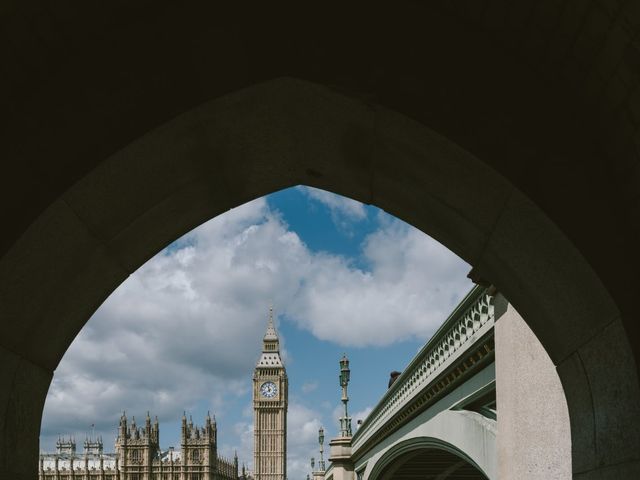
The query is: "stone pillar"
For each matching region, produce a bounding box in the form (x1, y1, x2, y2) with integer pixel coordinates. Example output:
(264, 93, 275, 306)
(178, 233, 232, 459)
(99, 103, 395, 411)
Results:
(328, 437, 354, 480)
(494, 295, 571, 479)
(0, 347, 51, 480)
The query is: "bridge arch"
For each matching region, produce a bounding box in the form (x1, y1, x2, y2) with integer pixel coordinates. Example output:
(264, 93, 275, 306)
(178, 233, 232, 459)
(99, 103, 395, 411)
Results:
(364, 411, 495, 480)
(1, 77, 639, 478)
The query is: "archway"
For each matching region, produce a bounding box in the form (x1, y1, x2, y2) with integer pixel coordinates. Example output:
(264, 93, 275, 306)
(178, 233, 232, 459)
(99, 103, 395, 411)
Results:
(363, 410, 496, 480)
(376, 448, 486, 480)
(2, 78, 639, 479)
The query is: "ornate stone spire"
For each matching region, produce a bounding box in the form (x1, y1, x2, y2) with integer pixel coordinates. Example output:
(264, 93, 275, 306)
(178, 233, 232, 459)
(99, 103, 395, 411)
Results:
(257, 305, 284, 366)
(263, 305, 278, 342)
(260, 305, 281, 359)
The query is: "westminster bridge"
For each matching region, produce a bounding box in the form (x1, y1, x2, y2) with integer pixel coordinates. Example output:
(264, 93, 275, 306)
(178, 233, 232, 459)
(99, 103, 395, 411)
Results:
(322, 286, 571, 480)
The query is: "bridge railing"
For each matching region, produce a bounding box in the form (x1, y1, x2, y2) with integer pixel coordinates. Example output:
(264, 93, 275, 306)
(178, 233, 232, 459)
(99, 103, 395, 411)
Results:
(351, 285, 494, 453)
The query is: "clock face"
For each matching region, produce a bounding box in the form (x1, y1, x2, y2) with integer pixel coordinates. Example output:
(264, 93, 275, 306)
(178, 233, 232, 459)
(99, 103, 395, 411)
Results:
(260, 381, 278, 398)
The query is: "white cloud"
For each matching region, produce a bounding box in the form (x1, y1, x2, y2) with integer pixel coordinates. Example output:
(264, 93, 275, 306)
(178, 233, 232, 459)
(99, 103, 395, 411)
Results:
(286, 218, 471, 346)
(301, 382, 318, 394)
(41, 198, 277, 448)
(299, 186, 367, 235)
(286, 403, 324, 479)
(300, 186, 367, 221)
(41, 189, 471, 471)
(224, 419, 253, 473)
(353, 406, 374, 430)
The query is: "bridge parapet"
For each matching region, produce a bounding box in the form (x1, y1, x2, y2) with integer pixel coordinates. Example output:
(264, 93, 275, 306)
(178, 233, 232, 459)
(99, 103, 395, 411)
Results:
(351, 286, 494, 454)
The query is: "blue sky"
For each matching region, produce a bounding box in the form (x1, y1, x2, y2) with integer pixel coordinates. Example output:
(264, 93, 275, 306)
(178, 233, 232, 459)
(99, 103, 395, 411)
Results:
(40, 186, 472, 479)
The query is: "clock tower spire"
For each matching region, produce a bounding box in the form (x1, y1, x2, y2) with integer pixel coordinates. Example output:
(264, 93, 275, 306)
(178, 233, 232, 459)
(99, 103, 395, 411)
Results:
(253, 307, 288, 480)
(263, 306, 279, 350)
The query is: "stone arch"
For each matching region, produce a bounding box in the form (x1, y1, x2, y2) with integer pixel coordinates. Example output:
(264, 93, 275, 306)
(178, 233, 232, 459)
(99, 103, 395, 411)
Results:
(0, 77, 638, 479)
(364, 410, 495, 480)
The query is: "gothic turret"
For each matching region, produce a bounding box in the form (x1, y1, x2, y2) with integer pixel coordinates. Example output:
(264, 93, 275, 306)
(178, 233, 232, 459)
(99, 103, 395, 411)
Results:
(56, 436, 76, 455)
(115, 411, 160, 471)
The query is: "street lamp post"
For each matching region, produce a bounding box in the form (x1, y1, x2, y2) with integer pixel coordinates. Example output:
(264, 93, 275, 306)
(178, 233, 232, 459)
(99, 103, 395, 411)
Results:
(318, 427, 325, 471)
(339, 354, 352, 437)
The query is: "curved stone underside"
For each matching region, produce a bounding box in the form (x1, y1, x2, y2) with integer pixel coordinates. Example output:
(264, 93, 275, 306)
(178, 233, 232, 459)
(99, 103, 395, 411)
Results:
(377, 448, 487, 480)
(1, 3, 640, 478)
(361, 408, 496, 480)
(1, 73, 638, 480)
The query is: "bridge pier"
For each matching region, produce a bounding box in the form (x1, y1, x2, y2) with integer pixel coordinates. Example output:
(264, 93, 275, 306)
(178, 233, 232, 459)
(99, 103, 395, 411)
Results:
(495, 295, 571, 479)
(328, 437, 354, 480)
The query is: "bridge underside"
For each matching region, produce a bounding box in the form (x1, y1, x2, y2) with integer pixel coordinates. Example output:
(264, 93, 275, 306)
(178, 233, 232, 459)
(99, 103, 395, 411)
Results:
(378, 448, 486, 480)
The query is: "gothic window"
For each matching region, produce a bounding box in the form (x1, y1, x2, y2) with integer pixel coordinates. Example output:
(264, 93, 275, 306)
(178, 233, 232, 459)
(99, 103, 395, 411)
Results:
(192, 449, 200, 462)
(130, 450, 141, 463)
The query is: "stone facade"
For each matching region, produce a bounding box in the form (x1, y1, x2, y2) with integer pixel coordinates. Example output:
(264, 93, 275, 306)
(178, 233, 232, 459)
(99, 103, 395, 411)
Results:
(253, 309, 288, 480)
(39, 413, 239, 480)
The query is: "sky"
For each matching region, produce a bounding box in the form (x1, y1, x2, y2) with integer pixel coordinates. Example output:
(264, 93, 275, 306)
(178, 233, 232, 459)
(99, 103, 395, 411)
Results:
(40, 186, 473, 479)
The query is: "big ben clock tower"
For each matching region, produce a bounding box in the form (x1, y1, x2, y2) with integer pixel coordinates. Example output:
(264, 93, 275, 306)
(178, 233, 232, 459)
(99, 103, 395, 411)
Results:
(253, 307, 288, 480)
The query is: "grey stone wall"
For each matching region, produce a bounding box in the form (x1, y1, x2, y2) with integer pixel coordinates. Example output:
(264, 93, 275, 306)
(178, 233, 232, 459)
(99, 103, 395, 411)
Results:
(495, 302, 571, 479)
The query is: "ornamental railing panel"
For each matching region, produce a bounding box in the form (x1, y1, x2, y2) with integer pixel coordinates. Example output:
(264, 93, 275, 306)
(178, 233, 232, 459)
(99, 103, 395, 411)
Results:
(351, 286, 494, 452)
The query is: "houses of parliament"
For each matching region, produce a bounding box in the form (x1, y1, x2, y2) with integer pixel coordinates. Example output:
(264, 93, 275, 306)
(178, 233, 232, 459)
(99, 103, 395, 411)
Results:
(39, 311, 288, 480)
